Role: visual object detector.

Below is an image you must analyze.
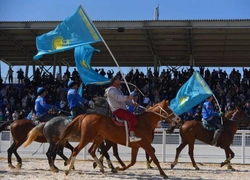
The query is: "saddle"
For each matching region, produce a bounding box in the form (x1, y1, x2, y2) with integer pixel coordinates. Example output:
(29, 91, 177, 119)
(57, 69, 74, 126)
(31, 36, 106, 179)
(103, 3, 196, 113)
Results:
(110, 113, 126, 127)
(201, 119, 216, 131)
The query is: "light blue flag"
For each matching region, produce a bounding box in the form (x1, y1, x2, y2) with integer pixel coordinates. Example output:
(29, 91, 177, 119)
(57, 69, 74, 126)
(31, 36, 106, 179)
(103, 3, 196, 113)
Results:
(170, 71, 213, 115)
(74, 45, 110, 85)
(34, 5, 101, 60)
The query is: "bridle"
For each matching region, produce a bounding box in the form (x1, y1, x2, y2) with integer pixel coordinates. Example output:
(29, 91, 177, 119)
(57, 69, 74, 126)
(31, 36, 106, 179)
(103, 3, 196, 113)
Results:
(146, 104, 178, 125)
(228, 109, 249, 124)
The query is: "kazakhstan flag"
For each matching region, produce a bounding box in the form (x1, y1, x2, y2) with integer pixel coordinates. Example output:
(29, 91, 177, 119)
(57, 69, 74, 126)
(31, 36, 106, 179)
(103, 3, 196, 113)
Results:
(74, 45, 110, 85)
(170, 71, 213, 115)
(34, 5, 101, 60)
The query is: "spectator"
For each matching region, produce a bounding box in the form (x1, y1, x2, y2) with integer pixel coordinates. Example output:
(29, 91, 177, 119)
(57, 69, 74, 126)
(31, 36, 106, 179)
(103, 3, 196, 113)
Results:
(12, 110, 19, 120)
(99, 68, 106, 77)
(7, 66, 14, 84)
(17, 68, 24, 84)
(27, 109, 36, 120)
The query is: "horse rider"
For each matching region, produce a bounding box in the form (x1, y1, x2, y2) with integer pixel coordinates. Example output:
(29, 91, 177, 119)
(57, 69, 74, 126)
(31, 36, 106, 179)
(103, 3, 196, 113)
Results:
(202, 95, 224, 146)
(35, 87, 55, 122)
(105, 76, 141, 142)
(67, 80, 90, 119)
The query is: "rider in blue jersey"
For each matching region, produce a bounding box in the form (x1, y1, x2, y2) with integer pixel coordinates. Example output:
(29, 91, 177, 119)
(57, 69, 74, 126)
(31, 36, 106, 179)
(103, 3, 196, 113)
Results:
(202, 95, 224, 146)
(35, 87, 54, 122)
(67, 80, 89, 118)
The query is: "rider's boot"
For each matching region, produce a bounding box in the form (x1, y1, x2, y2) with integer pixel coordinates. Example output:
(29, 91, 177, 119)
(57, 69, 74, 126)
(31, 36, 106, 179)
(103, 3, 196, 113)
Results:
(211, 130, 222, 146)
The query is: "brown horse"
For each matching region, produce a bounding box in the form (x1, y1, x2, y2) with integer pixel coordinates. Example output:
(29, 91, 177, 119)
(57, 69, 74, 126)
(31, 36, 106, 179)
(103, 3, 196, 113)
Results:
(0, 119, 73, 169)
(171, 106, 250, 171)
(58, 100, 181, 179)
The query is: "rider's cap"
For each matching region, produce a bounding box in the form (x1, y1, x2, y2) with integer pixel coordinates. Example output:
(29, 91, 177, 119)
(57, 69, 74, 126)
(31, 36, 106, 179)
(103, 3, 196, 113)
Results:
(68, 80, 77, 88)
(37, 87, 45, 95)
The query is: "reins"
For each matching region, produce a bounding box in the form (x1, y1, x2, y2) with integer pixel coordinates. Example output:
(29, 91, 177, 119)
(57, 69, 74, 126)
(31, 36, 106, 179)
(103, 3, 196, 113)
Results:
(227, 109, 249, 124)
(146, 104, 175, 124)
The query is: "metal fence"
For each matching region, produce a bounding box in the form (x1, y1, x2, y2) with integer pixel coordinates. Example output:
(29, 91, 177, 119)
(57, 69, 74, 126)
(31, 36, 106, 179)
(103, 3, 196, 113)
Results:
(1, 128, 250, 164)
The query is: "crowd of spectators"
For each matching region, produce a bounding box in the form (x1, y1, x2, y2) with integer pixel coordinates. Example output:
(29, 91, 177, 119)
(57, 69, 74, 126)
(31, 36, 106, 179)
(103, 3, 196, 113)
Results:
(1, 66, 250, 129)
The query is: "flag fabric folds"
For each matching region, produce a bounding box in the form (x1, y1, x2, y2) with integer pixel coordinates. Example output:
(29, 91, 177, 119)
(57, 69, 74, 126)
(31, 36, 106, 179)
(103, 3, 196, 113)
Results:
(74, 45, 110, 85)
(34, 5, 101, 60)
(170, 71, 213, 115)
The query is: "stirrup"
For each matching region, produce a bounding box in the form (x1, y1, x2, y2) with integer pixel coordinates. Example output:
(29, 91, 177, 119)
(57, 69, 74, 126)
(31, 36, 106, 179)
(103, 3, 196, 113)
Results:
(129, 136, 141, 142)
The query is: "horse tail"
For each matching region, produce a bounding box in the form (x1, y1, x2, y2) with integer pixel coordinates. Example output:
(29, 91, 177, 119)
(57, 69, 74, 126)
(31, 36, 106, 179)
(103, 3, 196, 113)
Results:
(58, 115, 87, 144)
(23, 123, 45, 148)
(0, 120, 14, 132)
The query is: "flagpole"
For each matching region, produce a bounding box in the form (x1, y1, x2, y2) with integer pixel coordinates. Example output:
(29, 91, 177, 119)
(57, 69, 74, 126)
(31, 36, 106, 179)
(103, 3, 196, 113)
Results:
(80, 5, 132, 94)
(212, 94, 223, 125)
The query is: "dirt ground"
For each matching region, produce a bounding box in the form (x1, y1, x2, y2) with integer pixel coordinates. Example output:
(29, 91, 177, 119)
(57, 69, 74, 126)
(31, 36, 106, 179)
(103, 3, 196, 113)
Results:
(0, 158, 249, 180)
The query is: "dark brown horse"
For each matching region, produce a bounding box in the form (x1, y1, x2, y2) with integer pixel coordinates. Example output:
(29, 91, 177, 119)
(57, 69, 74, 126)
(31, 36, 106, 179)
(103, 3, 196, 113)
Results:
(59, 100, 181, 179)
(171, 106, 250, 171)
(0, 119, 73, 169)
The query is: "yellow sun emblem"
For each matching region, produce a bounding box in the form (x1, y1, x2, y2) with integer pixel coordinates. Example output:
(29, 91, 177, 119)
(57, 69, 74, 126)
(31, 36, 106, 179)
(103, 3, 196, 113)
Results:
(179, 96, 188, 105)
(52, 36, 63, 49)
(80, 60, 90, 68)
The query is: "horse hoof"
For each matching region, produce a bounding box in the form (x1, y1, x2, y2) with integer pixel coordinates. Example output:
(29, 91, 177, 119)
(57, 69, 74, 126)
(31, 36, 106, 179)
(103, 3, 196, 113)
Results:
(170, 164, 175, 169)
(111, 167, 119, 173)
(50, 167, 59, 173)
(147, 164, 153, 169)
(220, 162, 225, 167)
(231, 168, 236, 171)
(195, 167, 200, 170)
(93, 162, 97, 169)
(162, 174, 168, 179)
(100, 168, 105, 174)
(8, 164, 15, 169)
(65, 170, 70, 175)
(16, 163, 22, 170)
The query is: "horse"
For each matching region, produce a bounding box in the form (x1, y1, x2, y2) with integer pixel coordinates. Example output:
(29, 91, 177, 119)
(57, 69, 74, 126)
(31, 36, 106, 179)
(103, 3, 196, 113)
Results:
(170, 106, 250, 171)
(0, 118, 74, 170)
(58, 100, 181, 179)
(23, 97, 125, 172)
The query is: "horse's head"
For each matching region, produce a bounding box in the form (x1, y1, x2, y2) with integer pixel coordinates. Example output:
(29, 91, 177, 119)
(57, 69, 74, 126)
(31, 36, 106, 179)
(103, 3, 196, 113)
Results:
(146, 100, 181, 126)
(224, 106, 250, 126)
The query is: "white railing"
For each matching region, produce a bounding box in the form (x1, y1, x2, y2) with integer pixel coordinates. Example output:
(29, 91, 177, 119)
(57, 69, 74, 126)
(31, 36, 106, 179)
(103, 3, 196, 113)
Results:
(0, 128, 250, 164)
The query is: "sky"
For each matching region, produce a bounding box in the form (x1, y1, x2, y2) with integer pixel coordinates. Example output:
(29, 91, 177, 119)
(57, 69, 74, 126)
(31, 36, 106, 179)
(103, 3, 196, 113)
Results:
(0, 0, 250, 79)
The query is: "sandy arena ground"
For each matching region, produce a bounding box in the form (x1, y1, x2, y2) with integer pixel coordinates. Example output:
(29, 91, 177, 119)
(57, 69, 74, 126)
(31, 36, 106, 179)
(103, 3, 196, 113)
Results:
(0, 158, 250, 180)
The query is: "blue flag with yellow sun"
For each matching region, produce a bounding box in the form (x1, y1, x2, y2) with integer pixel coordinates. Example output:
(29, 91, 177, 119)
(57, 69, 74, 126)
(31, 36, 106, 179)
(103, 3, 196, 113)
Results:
(170, 71, 213, 115)
(74, 45, 110, 85)
(33, 5, 101, 60)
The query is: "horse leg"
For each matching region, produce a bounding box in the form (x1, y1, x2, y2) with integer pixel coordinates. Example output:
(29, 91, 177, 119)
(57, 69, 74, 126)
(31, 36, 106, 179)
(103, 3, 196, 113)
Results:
(98, 141, 115, 170)
(88, 137, 106, 173)
(65, 135, 94, 175)
(46, 143, 59, 172)
(110, 141, 126, 168)
(63, 141, 74, 166)
(119, 147, 139, 171)
(7, 143, 16, 169)
(9, 142, 22, 169)
(188, 142, 199, 170)
(221, 147, 235, 171)
(145, 148, 155, 169)
(171, 141, 187, 169)
(143, 144, 168, 179)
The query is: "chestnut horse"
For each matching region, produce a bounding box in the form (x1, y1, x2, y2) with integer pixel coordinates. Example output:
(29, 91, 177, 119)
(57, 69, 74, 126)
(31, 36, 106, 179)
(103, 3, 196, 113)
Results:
(23, 97, 126, 172)
(171, 106, 250, 171)
(0, 119, 73, 169)
(59, 100, 181, 179)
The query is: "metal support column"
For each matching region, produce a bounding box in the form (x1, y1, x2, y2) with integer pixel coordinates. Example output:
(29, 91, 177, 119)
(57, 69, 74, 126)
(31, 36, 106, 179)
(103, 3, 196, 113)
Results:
(53, 55, 57, 78)
(25, 55, 30, 78)
(154, 54, 158, 73)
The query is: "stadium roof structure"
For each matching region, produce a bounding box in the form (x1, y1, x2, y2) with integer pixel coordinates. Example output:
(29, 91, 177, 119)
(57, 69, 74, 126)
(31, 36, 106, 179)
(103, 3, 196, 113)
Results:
(0, 19, 250, 68)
